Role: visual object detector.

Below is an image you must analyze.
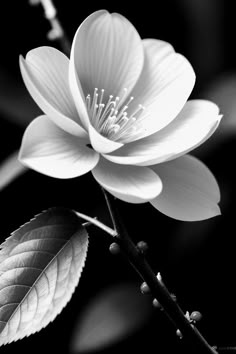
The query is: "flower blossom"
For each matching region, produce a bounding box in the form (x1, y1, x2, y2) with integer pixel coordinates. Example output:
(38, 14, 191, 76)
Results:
(19, 10, 222, 221)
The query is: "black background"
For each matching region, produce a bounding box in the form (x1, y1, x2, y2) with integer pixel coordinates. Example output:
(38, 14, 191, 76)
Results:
(0, 1, 236, 353)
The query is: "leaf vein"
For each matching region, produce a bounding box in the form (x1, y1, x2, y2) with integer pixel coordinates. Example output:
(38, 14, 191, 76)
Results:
(0, 284, 31, 293)
(0, 266, 44, 274)
(11, 250, 57, 258)
(1, 233, 76, 332)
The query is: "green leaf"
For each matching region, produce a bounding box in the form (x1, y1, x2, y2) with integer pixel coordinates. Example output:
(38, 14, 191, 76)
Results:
(0, 207, 88, 346)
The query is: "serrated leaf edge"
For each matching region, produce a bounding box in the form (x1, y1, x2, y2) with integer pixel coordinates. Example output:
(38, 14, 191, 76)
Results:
(0, 208, 89, 345)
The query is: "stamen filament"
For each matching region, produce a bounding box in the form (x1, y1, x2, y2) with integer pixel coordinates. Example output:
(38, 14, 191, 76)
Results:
(85, 88, 147, 142)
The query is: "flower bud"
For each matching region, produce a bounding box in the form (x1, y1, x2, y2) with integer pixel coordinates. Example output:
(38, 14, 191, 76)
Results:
(109, 242, 120, 255)
(136, 241, 148, 254)
(140, 282, 150, 294)
(190, 311, 202, 322)
(176, 329, 183, 339)
(152, 298, 162, 309)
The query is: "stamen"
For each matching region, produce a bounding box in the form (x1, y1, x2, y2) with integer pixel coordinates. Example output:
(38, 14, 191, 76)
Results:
(109, 124, 120, 136)
(126, 96, 134, 106)
(118, 114, 128, 127)
(96, 103, 105, 123)
(99, 111, 115, 132)
(100, 115, 115, 135)
(90, 88, 99, 123)
(97, 95, 115, 128)
(85, 88, 147, 142)
(115, 105, 128, 122)
(130, 104, 145, 119)
(86, 94, 91, 109)
(99, 89, 105, 107)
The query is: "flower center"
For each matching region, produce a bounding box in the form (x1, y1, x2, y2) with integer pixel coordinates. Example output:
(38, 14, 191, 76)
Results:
(85, 88, 145, 143)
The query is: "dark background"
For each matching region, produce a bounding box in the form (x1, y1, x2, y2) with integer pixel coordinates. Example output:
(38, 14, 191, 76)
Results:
(0, 1, 236, 353)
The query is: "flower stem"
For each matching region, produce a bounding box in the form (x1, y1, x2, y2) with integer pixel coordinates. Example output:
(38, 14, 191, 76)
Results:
(102, 188, 218, 354)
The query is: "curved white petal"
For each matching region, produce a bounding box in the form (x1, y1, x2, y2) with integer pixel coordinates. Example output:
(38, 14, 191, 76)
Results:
(124, 39, 196, 142)
(103, 100, 221, 165)
(92, 158, 162, 203)
(20, 47, 87, 138)
(150, 155, 221, 221)
(69, 10, 144, 129)
(89, 125, 123, 154)
(19, 115, 99, 179)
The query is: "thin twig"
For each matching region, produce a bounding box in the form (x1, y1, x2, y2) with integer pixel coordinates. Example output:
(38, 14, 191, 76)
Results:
(29, 0, 71, 55)
(74, 211, 117, 237)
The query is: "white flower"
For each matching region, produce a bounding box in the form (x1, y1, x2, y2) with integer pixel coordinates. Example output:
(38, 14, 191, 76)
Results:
(19, 10, 222, 221)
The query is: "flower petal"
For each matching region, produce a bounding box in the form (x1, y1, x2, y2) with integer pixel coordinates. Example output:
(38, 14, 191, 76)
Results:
(125, 39, 195, 141)
(20, 47, 87, 138)
(103, 100, 221, 165)
(150, 155, 221, 221)
(92, 158, 162, 203)
(69, 10, 144, 128)
(89, 125, 123, 154)
(19, 115, 99, 179)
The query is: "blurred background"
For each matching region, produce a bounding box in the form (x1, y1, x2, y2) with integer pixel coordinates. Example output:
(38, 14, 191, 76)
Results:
(0, 1, 235, 353)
